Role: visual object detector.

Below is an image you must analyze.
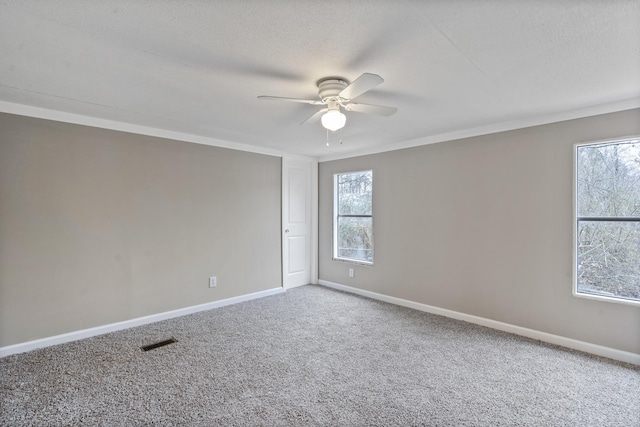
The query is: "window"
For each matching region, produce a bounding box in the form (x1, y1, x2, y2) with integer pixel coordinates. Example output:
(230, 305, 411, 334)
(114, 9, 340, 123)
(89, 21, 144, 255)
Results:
(575, 138, 640, 305)
(333, 170, 373, 264)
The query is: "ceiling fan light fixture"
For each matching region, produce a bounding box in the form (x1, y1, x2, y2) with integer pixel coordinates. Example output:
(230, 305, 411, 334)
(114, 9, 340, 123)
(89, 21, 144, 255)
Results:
(321, 109, 346, 131)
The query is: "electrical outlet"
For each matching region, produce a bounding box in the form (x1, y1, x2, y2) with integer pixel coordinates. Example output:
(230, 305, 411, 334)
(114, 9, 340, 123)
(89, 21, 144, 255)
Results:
(209, 276, 217, 288)
(349, 268, 354, 278)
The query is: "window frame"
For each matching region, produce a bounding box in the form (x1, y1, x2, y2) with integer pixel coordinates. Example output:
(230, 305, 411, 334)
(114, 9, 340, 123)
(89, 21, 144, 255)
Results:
(573, 137, 640, 307)
(333, 170, 374, 265)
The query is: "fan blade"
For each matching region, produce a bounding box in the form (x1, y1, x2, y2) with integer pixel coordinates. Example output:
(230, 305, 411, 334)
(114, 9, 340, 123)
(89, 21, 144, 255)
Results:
(258, 96, 323, 105)
(345, 103, 397, 116)
(301, 108, 328, 125)
(339, 73, 384, 100)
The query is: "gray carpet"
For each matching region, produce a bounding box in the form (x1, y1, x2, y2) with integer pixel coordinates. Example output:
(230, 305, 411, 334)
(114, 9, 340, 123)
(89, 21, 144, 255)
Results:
(1, 285, 639, 426)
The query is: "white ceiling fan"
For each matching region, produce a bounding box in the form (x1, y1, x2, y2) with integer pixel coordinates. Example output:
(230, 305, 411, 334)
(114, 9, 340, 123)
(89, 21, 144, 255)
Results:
(258, 73, 397, 131)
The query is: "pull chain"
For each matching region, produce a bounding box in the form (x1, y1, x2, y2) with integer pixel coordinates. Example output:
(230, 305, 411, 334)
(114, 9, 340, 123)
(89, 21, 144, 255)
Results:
(325, 128, 344, 147)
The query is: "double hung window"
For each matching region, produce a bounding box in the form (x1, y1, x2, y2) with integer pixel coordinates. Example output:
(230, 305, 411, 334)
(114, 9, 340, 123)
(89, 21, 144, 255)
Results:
(333, 170, 373, 264)
(575, 138, 640, 305)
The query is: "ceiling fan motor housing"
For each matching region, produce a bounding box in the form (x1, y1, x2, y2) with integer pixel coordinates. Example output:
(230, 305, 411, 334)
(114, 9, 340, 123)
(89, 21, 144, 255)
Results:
(317, 78, 348, 102)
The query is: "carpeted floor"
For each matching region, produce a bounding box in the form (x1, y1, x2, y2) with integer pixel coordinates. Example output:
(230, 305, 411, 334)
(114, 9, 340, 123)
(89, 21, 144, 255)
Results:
(1, 285, 639, 426)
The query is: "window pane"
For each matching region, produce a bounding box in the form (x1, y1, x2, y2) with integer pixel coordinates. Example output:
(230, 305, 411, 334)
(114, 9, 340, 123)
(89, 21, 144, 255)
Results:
(338, 171, 372, 215)
(577, 141, 640, 217)
(577, 220, 640, 302)
(338, 217, 373, 262)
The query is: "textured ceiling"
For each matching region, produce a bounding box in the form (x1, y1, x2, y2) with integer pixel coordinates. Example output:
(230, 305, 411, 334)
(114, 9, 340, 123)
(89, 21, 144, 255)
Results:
(1, 0, 639, 159)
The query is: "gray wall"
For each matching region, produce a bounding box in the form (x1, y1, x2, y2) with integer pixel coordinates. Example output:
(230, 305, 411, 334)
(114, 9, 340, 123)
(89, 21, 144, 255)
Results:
(319, 109, 640, 354)
(0, 113, 282, 347)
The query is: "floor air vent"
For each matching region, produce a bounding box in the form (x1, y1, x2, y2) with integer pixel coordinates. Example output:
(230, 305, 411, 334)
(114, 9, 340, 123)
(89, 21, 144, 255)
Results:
(141, 338, 178, 352)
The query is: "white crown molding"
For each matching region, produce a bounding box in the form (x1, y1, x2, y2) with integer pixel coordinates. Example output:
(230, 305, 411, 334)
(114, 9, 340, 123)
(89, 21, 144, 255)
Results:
(3, 98, 639, 163)
(318, 280, 640, 366)
(282, 153, 319, 163)
(0, 101, 285, 158)
(0, 287, 284, 358)
(318, 97, 640, 162)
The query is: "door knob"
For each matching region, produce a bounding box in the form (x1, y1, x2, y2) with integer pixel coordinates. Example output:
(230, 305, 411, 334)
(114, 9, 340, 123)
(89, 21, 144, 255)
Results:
(285, 229, 290, 233)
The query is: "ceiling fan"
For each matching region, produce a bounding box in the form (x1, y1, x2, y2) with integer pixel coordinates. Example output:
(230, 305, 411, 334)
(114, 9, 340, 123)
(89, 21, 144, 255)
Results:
(258, 73, 397, 131)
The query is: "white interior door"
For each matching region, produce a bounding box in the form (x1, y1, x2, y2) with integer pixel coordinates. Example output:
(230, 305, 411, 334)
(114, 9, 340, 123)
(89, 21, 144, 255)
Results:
(282, 156, 315, 289)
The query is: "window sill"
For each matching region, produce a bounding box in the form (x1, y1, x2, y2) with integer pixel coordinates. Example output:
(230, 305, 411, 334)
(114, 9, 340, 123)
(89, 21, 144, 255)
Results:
(333, 257, 373, 267)
(573, 290, 640, 307)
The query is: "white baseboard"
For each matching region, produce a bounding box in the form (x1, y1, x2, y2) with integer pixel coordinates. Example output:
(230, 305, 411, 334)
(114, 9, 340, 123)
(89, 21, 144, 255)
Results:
(0, 287, 284, 358)
(318, 280, 640, 366)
